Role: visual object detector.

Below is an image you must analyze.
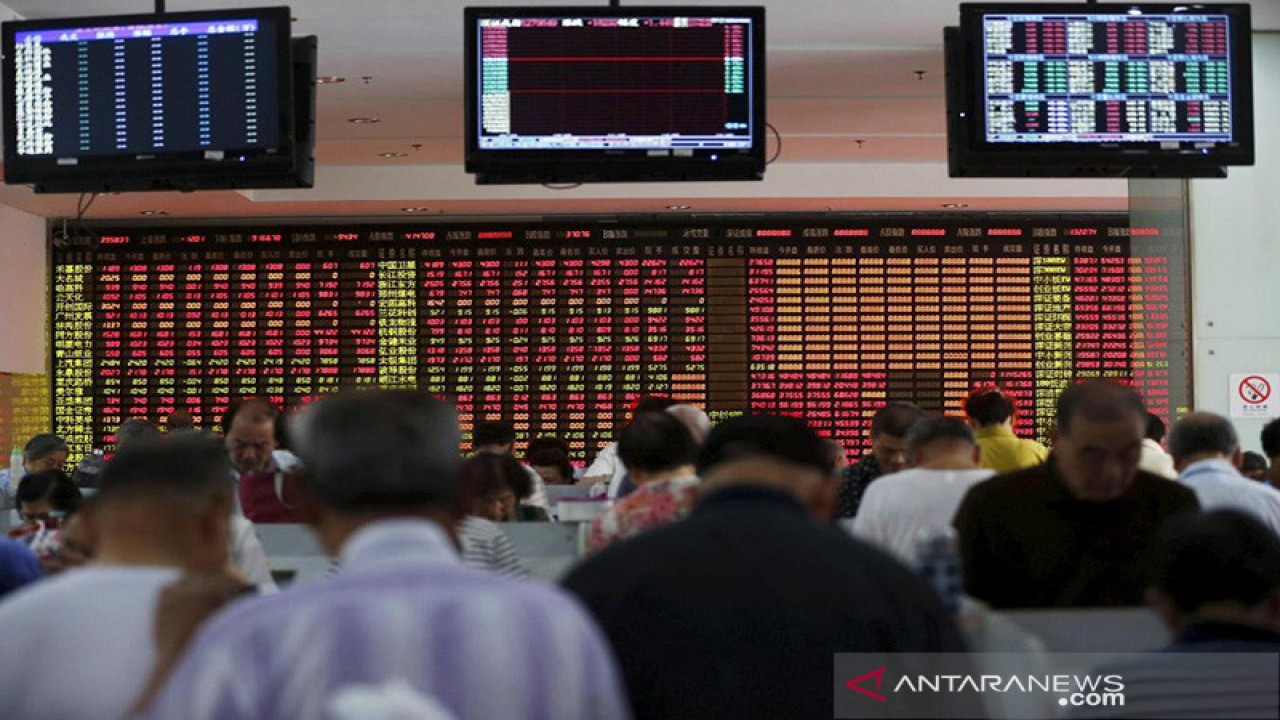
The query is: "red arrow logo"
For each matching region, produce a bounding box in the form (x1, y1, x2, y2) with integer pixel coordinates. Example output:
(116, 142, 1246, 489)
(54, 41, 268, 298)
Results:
(845, 667, 888, 703)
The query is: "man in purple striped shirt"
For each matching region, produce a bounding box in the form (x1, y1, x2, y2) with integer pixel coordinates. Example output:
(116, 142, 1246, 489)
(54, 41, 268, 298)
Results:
(135, 391, 629, 720)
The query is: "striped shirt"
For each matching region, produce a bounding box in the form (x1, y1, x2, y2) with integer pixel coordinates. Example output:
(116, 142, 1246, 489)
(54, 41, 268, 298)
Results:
(146, 519, 630, 720)
(457, 516, 527, 579)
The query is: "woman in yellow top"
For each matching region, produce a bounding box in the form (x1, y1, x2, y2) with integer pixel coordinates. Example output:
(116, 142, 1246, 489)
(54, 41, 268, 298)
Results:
(965, 388, 1049, 473)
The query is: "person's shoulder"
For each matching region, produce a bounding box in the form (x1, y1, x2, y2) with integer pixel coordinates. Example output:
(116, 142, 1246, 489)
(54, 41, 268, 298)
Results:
(578, 519, 686, 565)
(842, 455, 878, 479)
(961, 467, 998, 482)
(459, 515, 501, 534)
(859, 468, 928, 498)
(1131, 469, 1194, 493)
(1020, 437, 1050, 452)
(409, 563, 598, 629)
(0, 565, 150, 618)
(877, 467, 991, 487)
(229, 514, 257, 538)
(963, 463, 1049, 499)
(865, 467, 918, 485)
(1240, 475, 1280, 510)
(566, 516, 693, 585)
(1131, 470, 1199, 502)
(0, 536, 36, 561)
(1253, 478, 1280, 501)
(927, 468, 997, 491)
(0, 568, 63, 618)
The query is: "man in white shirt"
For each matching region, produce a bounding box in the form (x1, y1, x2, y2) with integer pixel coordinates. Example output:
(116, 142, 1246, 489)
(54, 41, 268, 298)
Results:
(582, 396, 680, 498)
(583, 441, 627, 497)
(0, 433, 239, 720)
(1140, 411, 1178, 479)
(585, 400, 706, 499)
(851, 416, 994, 565)
(1169, 413, 1280, 536)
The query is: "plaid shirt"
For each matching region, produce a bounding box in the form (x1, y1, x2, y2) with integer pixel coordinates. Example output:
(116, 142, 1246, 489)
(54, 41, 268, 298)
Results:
(837, 455, 883, 519)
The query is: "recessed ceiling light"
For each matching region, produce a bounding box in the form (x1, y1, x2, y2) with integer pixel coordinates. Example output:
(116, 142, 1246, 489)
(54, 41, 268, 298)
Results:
(942, 203, 969, 209)
(379, 152, 409, 158)
(316, 76, 345, 84)
(401, 207, 430, 213)
(666, 204, 692, 210)
(348, 117, 381, 124)
(140, 210, 168, 216)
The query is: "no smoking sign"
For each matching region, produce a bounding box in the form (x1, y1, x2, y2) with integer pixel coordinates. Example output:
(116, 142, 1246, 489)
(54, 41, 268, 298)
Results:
(1231, 373, 1280, 419)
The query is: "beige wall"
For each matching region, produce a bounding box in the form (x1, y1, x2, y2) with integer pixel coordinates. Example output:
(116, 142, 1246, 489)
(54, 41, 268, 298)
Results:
(1189, 33, 1280, 452)
(0, 204, 46, 373)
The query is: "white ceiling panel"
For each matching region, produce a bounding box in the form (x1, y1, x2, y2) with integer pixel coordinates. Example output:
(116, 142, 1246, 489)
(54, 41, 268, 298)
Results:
(0, 0, 1268, 218)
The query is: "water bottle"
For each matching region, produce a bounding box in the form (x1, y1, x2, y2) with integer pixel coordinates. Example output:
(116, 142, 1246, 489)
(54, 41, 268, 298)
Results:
(915, 527, 963, 615)
(7, 449, 23, 489)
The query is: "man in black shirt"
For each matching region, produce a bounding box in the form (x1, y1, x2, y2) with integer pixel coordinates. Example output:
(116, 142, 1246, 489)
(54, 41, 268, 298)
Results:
(563, 414, 968, 720)
(954, 380, 1199, 609)
(837, 401, 925, 518)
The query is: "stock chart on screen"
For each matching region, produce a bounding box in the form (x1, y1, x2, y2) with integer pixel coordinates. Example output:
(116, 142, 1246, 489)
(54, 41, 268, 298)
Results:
(50, 216, 1187, 461)
(979, 11, 1237, 143)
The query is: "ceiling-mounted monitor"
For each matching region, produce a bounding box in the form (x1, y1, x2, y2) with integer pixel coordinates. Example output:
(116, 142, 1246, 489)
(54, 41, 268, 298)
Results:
(464, 6, 766, 184)
(947, 3, 1253, 177)
(2, 6, 312, 193)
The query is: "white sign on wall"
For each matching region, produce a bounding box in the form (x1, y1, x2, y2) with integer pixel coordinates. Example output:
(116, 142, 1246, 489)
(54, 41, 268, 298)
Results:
(1229, 373, 1280, 419)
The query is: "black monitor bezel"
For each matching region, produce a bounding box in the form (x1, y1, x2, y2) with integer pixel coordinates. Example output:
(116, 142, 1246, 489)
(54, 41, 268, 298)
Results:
(952, 2, 1253, 174)
(2, 5, 296, 192)
(463, 5, 767, 183)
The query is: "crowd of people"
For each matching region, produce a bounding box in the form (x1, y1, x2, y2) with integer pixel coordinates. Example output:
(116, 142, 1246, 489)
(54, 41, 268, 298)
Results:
(0, 380, 1277, 718)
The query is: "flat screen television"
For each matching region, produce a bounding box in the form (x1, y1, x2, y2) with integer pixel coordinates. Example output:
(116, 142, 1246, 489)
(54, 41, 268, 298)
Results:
(2, 6, 313, 193)
(464, 6, 766, 184)
(946, 3, 1253, 177)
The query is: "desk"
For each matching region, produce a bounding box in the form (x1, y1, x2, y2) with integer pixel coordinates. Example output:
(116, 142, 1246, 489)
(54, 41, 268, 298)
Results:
(257, 522, 585, 584)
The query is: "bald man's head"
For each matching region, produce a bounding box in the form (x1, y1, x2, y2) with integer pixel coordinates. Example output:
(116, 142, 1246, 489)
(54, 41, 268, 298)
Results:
(666, 404, 712, 445)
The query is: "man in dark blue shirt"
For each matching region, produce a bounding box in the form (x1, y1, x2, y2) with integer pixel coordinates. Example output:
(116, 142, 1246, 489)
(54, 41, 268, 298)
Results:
(836, 402, 924, 518)
(1070, 510, 1280, 719)
(564, 413, 968, 720)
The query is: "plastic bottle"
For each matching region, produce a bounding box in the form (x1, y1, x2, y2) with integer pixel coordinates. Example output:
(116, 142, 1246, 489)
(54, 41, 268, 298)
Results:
(915, 526, 963, 615)
(7, 449, 23, 488)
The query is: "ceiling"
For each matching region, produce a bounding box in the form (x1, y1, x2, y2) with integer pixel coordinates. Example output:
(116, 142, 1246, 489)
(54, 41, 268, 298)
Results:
(0, 0, 1274, 220)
